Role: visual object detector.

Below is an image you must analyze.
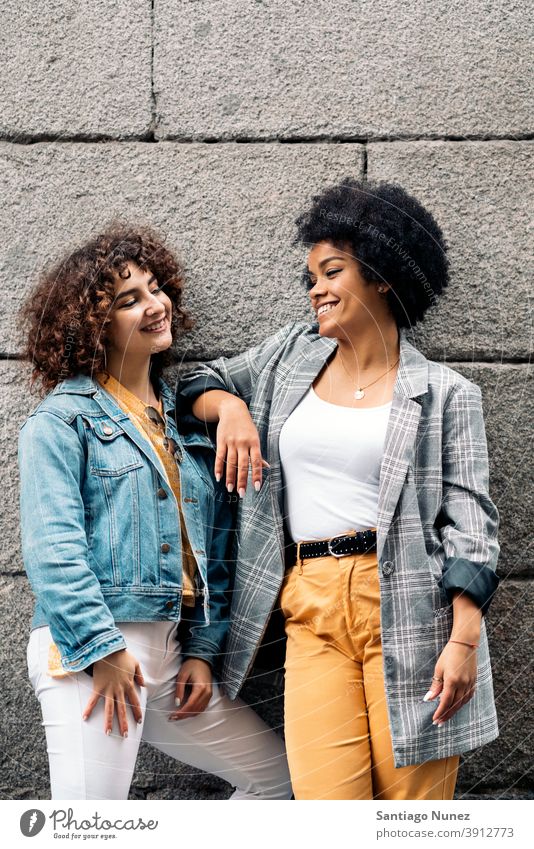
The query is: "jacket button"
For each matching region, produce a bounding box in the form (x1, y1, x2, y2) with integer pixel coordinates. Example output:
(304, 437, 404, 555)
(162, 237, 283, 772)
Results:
(381, 560, 395, 576)
(157, 488, 167, 499)
(103, 425, 114, 435)
(165, 600, 174, 610)
(161, 543, 171, 553)
(385, 656, 394, 668)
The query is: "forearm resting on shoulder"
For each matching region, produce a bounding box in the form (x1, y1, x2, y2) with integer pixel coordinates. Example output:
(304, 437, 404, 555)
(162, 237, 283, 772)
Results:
(192, 390, 247, 423)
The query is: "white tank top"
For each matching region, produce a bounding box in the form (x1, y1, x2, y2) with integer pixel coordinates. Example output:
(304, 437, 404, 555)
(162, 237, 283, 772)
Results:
(279, 387, 392, 542)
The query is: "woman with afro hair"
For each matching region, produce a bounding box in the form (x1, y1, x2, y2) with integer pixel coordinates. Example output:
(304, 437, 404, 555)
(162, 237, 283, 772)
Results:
(17, 224, 291, 800)
(177, 180, 500, 800)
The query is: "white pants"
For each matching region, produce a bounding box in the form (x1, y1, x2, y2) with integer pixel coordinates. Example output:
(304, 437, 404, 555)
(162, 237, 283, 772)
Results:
(27, 622, 292, 800)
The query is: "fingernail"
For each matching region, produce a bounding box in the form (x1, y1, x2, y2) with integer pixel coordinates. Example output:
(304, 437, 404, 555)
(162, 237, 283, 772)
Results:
(423, 691, 434, 702)
(137, 718, 143, 724)
(175, 697, 181, 707)
(215, 473, 221, 482)
(227, 484, 234, 493)
(238, 488, 245, 499)
(106, 729, 111, 736)
(123, 732, 128, 739)
(82, 715, 88, 721)
(254, 481, 261, 492)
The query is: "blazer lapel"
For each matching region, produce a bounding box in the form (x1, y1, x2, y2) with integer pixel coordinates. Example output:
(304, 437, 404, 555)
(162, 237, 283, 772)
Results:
(376, 333, 429, 557)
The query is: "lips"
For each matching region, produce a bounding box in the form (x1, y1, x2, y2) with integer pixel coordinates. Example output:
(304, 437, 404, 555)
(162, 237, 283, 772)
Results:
(317, 301, 339, 317)
(141, 316, 168, 333)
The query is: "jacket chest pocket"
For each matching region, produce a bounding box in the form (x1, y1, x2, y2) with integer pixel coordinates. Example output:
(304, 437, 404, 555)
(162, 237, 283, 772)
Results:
(83, 417, 144, 476)
(184, 452, 215, 492)
(180, 435, 216, 492)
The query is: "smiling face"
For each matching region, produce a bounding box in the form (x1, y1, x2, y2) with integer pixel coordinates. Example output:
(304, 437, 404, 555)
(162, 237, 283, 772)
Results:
(306, 241, 391, 340)
(106, 261, 173, 362)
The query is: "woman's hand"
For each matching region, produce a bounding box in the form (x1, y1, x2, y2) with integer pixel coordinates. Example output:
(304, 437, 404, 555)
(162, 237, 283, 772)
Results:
(82, 649, 145, 737)
(215, 396, 269, 495)
(168, 658, 213, 721)
(423, 641, 478, 725)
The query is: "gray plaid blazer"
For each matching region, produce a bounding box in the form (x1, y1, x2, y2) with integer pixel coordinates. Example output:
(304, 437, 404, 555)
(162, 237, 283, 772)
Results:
(176, 322, 500, 767)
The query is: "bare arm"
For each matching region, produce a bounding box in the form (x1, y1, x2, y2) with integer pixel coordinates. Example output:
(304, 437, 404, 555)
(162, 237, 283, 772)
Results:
(177, 323, 309, 494)
(192, 390, 268, 495)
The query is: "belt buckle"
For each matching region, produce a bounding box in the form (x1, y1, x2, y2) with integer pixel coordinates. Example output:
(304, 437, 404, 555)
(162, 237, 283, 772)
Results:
(327, 535, 348, 558)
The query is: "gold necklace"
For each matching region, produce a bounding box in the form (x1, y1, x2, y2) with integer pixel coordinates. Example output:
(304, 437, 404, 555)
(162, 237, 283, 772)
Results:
(338, 352, 400, 400)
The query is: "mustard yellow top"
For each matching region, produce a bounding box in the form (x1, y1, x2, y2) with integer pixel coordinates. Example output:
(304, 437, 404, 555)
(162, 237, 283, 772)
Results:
(95, 371, 197, 605)
(46, 371, 198, 679)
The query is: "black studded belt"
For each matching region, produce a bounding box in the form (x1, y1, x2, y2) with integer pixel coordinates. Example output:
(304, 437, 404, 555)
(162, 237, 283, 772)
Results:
(286, 529, 377, 566)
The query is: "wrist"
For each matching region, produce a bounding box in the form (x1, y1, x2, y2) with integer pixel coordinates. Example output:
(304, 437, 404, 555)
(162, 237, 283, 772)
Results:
(450, 620, 481, 641)
(450, 619, 481, 641)
(182, 656, 213, 671)
(217, 394, 247, 416)
(95, 648, 126, 666)
(448, 638, 479, 649)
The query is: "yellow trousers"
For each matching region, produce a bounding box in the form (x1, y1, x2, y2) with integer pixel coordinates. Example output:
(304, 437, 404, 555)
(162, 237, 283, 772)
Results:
(279, 551, 460, 800)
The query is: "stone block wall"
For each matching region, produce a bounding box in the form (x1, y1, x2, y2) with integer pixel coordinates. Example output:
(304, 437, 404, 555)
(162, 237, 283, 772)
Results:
(1, 0, 532, 799)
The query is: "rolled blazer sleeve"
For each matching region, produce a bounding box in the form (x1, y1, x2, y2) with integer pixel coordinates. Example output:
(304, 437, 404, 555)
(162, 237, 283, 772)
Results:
(438, 382, 500, 615)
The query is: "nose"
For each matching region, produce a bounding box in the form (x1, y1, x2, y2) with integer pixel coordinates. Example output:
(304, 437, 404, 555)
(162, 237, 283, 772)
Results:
(145, 292, 166, 316)
(308, 277, 326, 304)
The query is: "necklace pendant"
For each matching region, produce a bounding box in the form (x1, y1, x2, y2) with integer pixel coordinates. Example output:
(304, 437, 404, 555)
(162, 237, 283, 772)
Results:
(354, 388, 365, 400)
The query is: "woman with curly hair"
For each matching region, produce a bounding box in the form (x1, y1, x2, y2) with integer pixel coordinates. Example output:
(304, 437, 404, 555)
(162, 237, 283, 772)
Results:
(18, 224, 291, 800)
(177, 180, 500, 800)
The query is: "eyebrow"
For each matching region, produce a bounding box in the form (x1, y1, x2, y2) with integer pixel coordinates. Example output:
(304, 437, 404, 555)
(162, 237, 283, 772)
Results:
(307, 255, 347, 274)
(113, 274, 157, 303)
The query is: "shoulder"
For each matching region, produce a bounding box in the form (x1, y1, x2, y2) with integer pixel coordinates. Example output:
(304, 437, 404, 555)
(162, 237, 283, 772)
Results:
(20, 376, 101, 431)
(400, 336, 483, 421)
(426, 359, 482, 403)
(418, 356, 485, 432)
(280, 320, 321, 345)
(253, 320, 323, 364)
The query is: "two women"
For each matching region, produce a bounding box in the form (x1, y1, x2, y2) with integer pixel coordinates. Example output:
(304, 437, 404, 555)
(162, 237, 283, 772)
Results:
(18, 225, 291, 800)
(177, 179, 500, 800)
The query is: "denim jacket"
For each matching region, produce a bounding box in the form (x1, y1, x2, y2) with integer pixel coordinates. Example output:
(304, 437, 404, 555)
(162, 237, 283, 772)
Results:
(18, 373, 233, 673)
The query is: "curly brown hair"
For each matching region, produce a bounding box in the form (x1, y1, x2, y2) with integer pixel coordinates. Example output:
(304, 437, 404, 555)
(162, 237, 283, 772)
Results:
(18, 223, 194, 395)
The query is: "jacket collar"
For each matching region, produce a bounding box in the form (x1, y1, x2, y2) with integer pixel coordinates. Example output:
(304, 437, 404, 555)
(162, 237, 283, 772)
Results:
(394, 331, 429, 400)
(52, 373, 98, 396)
(52, 372, 176, 416)
(51, 372, 213, 459)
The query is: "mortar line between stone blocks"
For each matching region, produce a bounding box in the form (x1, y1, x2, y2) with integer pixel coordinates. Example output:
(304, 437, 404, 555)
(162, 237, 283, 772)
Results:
(149, 0, 156, 138)
(1, 134, 534, 146)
